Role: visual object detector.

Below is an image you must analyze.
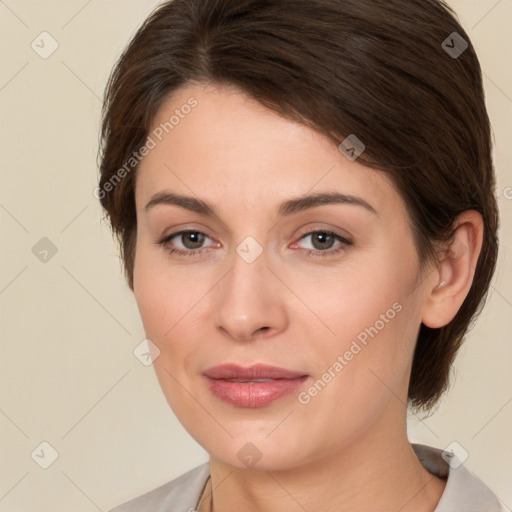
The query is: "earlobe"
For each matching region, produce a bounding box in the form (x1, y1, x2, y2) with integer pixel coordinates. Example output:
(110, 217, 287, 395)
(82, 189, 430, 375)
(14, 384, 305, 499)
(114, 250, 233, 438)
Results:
(421, 211, 484, 329)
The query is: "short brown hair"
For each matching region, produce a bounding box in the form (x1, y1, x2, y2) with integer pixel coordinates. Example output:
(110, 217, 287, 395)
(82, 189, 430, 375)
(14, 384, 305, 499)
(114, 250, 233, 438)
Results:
(98, 0, 499, 412)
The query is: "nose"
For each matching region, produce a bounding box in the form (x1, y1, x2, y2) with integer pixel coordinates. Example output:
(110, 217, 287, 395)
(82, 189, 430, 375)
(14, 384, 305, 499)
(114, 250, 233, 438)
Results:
(214, 244, 288, 343)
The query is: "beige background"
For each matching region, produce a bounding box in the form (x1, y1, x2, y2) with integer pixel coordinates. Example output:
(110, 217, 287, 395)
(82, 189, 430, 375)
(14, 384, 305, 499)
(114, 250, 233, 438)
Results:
(0, 1, 511, 510)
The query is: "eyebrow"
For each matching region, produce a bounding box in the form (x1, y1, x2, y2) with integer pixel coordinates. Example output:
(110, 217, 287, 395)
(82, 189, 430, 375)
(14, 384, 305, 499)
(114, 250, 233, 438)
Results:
(145, 191, 378, 217)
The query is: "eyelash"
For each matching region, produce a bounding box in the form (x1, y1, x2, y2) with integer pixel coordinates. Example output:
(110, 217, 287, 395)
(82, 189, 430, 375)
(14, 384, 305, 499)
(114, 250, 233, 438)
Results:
(155, 229, 353, 258)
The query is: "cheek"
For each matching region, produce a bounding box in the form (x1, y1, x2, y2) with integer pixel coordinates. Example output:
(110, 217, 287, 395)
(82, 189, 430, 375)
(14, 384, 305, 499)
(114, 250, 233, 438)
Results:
(295, 245, 421, 401)
(132, 245, 209, 376)
(132, 260, 222, 443)
(295, 296, 419, 447)
(133, 244, 184, 350)
(288, 249, 416, 351)
(133, 262, 167, 337)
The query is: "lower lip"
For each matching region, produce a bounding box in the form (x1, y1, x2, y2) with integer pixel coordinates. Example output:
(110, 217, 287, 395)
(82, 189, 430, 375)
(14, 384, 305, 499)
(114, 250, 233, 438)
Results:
(204, 376, 309, 407)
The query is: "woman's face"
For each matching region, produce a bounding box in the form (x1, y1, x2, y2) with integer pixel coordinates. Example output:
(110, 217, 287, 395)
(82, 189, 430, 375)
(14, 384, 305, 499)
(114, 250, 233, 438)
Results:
(133, 83, 434, 470)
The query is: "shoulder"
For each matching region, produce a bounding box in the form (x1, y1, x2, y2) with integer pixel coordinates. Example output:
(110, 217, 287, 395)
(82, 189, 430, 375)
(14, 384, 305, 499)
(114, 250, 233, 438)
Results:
(108, 462, 210, 512)
(411, 443, 506, 512)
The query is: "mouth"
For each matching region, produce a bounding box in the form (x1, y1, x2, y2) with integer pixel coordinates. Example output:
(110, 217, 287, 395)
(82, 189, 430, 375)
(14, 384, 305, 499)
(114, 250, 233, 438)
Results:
(202, 363, 309, 408)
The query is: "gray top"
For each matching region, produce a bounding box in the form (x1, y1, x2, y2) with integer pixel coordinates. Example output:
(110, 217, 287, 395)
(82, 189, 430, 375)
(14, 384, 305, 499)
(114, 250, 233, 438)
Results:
(109, 443, 505, 512)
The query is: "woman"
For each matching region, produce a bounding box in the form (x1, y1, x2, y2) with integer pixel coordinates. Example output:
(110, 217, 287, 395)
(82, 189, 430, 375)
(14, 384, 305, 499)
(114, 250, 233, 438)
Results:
(98, 0, 504, 510)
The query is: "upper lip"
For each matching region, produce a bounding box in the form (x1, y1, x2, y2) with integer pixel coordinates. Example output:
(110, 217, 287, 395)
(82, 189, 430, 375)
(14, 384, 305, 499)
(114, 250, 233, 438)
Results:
(203, 364, 307, 380)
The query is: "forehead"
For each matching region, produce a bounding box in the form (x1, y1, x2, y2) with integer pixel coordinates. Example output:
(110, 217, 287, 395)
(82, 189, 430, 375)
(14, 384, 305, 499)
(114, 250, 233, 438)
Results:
(135, 83, 403, 220)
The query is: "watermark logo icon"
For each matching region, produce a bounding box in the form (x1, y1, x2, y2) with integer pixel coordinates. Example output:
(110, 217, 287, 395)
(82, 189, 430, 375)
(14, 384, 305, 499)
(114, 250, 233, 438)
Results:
(442, 32, 468, 59)
(236, 236, 263, 264)
(339, 134, 365, 161)
(441, 441, 469, 469)
(237, 442, 263, 468)
(32, 237, 58, 263)
(134, 338, 161, 366)
(31, 441, 59, 469)
(31, 32, 59, 59)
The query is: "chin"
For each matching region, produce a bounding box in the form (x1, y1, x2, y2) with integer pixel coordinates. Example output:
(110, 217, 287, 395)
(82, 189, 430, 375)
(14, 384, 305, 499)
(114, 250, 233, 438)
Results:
(197, 431, 310, 472)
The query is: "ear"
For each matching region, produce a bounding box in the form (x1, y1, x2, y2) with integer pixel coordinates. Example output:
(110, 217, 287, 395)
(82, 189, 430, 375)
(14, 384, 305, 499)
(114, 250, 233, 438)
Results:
(421, 211, 484, 329)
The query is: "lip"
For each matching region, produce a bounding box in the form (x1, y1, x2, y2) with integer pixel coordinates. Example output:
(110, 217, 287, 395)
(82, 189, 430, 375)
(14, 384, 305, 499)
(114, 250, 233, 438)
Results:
(203, 364, 309, 408)
(203, 363, 306, 380)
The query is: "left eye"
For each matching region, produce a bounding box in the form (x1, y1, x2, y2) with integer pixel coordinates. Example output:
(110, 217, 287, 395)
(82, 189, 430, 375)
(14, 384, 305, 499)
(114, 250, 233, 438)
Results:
(296, 231, 344, 251)
(292, 230, 352, 257)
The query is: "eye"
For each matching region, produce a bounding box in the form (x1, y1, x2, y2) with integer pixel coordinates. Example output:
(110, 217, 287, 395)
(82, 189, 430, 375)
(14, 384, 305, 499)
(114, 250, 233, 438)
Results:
(292, 229, 352, 257)
(156, 230, 216, 257)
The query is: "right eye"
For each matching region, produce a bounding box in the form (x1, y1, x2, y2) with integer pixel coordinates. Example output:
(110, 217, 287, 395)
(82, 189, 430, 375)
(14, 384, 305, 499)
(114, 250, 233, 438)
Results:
(156, 230, 218, 257)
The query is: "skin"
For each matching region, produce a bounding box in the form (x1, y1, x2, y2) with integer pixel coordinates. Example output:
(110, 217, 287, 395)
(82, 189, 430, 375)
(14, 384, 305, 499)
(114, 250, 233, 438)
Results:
(132, 83, 483, 512)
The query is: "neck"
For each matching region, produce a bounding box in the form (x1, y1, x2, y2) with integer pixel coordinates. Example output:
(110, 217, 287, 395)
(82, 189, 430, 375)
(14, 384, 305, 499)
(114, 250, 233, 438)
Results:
(199, 407, 446, 512)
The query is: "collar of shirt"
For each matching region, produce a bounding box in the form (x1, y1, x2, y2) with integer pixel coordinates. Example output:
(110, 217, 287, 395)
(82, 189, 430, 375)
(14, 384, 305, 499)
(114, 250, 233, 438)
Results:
(108, 443, 506, 512)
